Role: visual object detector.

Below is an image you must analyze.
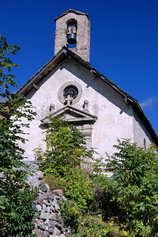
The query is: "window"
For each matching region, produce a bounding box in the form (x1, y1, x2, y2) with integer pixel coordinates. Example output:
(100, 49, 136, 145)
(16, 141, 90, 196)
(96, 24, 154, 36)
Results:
(63, 85, 78, 105)
(63, 85, 78, 100)
(66, 19, 77, 48)
(58, 81, 82, 105)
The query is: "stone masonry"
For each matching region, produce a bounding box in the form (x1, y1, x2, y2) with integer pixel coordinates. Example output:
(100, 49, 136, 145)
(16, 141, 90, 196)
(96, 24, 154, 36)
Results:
(29, 166, 71, 237)
(54, 10, 90, 62)
(33, 184, 70, 237)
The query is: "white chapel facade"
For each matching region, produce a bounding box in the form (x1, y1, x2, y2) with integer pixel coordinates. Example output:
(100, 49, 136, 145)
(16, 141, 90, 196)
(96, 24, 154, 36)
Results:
(19, 9, 158, 161)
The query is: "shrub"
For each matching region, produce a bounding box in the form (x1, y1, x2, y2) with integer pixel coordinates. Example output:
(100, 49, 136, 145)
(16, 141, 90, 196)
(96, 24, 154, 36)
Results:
(60, 200, 81, 232)
(0, 36, 36, 236)
(105, 140, 158, 236)
(43, 175, 66, 191)
(73, 215, 128, 237)
(64, 167, 94, 211)
(39, 119, 93, 177)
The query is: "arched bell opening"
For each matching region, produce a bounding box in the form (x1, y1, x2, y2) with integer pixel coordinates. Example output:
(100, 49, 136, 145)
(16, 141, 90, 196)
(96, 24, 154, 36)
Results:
(66, 19, 77, 48)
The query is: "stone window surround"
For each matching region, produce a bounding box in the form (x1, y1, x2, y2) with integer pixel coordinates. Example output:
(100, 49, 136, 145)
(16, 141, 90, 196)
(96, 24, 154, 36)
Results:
(58, 81, 82, 105)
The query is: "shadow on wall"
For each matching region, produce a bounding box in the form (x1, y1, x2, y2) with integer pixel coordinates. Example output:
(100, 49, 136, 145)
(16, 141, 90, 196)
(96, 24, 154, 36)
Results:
(64, 58, 133, 118)
(24, 57, 133, 119)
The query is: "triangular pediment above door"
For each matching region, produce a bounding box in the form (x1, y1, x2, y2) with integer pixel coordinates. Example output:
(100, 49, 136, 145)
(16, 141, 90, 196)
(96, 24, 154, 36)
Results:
(41, 105, 97, 125)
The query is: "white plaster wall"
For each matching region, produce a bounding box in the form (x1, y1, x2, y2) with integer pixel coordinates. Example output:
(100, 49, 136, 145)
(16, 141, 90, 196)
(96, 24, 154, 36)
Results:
(23, 58, 134, 161)
(133, 112, 153, 148)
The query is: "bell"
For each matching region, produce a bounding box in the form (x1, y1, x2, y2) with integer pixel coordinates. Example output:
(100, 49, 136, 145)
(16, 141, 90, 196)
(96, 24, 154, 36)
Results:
(67, 33, 76, 44)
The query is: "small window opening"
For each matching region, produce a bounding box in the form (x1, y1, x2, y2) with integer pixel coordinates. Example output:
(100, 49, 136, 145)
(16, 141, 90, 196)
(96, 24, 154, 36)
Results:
(66, 19, 77, 48)
(63, 85, 78, 105)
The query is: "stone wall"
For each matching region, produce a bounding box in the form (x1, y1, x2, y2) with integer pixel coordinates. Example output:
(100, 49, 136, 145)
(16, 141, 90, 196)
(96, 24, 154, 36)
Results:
(55, 12, 90, 62)
(33, 184, 70, 237)
(26, 163, 70, 237)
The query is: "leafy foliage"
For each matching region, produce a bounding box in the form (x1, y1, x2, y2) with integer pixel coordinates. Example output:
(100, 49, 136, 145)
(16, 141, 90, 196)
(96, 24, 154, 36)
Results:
(37, 120, 132, 235)
(73, 216, 128, 237)
(38, 119, 95, 213)
(36, 119, 95, 231)
(38, 119, 93, 176)
(36, 116, 158, 236)
(104, 140, 158, 236)
(0, 36, 36, 236)
(60, 200, 81, 231)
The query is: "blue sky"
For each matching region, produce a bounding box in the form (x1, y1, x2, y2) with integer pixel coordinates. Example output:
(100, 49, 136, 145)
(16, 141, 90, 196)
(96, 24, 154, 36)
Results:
(1, 0, 158, 132)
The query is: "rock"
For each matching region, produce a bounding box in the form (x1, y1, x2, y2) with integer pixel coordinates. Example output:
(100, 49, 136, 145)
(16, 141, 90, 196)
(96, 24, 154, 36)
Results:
(52, 189, 64, 196)
(40, 212, 58, 221)
(53, 226, 61, 235)
(49, 213, 58, 220)
(36, 204, 42, 212)
(43, 200, 50, 206)
(38, 223, 46, 231)
(42, 204, 47, 210)
(33, 229, 43, 237)
(33, 180, 68, 236)
(49, 220, 56, 228)
(43, 231, 49, 237)
(61, 196, 67, 201)
(48, 194, 56, 200)
(40, 212, 49, 220)
(46, 206, 51, 213)
(48, 226, 54, 234)
(53, 202, 60, 211)
(39, 183, 50, 193)
(39, 194, 48, 201)
(32, 202, 37, 211)
(36, 171, 43, 180)
(55, 222, 64, 231)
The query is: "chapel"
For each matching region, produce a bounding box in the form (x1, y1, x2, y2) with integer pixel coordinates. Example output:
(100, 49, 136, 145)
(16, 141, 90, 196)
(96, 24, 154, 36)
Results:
(18, 9, 158, 161)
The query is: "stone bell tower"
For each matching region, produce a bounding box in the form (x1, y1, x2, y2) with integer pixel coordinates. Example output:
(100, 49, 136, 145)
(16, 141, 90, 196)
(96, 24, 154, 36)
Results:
(54, 9, 91, 62)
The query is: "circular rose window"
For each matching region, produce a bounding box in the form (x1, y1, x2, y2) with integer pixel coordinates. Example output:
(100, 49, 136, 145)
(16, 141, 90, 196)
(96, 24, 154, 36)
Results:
(58, 81, 82, 105)
(63, 85, 78, 100)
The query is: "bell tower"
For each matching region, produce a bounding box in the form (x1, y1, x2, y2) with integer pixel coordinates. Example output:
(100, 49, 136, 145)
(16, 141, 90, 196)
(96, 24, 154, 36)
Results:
(54, 9, 91, 62)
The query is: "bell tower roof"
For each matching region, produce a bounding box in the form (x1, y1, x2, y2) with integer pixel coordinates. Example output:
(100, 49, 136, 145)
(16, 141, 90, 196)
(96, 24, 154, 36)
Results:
(55, 9, 89, 21)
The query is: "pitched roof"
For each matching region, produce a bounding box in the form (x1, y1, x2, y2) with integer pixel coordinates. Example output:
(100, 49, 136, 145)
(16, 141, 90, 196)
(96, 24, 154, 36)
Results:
(55, 9, 89, 21)
(17, 46, 158, 146)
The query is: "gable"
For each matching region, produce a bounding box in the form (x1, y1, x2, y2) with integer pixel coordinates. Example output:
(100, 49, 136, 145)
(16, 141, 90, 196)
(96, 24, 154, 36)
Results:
(23, 56, 132, 129)
(55, 9, 89, 21)
(17, 47, 158, 146)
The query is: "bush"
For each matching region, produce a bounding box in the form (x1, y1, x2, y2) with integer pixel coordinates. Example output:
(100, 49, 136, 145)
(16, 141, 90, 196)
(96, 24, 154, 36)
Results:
(44, 168, 94, 212)
(39, 119, 93, 177)
(104, 140, 158, 236)
(60, 200, 81, 232)
(91, 174, 120, 220)
(43, 175, 66, 191)
(36, 119, 95, 232)
(0, 36, 36, 236)
(64, 167, 94, 211)
(73, 215, 128, 237)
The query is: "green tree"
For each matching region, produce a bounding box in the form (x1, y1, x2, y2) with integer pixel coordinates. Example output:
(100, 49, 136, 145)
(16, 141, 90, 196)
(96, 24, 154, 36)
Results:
(39, 119, 93, 176)
(105, 140, 158, 236)
(37, 119, 94, 231)
(0, 36, 36, 237)
(36, 120, 131, 236)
